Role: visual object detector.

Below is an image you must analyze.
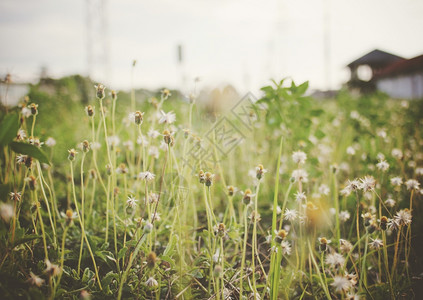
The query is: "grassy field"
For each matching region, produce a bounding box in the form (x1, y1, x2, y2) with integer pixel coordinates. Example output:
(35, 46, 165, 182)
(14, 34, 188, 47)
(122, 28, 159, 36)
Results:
(0, 76, 422, 299)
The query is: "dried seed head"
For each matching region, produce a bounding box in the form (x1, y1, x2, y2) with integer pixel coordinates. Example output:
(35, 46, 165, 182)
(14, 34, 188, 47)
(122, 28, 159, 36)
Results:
(242, 188, 254, 205)
(68, 149, 78, 161)
(275, 229, 288, 243)
(161, 88, 171, 100)
(9, 192, 22, 202)
(198, 170, 205, 184)
(134, 111, 144, 125)
(111, 90, 117, 100)
(144, 221, 153, 233)
(81, 140, 90, 153)
(150, 97, 159, 109)
(362, 212, 374, 227)
(318, 237, 331, 252)
(106, 164, 112, 176)
(85, 105, 95, 117)
(116, 163, 128, 174)
(204, 172, 214, 187)
(380, 216, 388, 231)
(227, 185, 237, 196)
(183, 128, 190, 139)
(256, 164, 267, 180)
(94, 84, 106, 99)
(89, 169, 97, 179)
(26, 175, 37, 191)
(147, 251, 157, 268)
(44, 259, 61, 277)
(213, 265, 223, 277)
(163, 130, 174, 146)
(65, 209, 75, 226)
(214, 223, 227, 238)
(29, 103, 38, 115)
(339, 239, 353, 254)
(25, 156, 33, 169)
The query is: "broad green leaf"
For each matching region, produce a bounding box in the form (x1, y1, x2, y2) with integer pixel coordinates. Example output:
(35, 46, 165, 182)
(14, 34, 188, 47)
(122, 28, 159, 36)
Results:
(9, 141, 49, 164)
(0, 113, 19, 146)
(296, 81, 309, 96)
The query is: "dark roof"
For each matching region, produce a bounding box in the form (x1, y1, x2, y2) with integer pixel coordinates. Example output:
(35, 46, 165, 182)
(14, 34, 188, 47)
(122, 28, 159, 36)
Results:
(347, 49, 404, 68)
(374, 54, 423, 79)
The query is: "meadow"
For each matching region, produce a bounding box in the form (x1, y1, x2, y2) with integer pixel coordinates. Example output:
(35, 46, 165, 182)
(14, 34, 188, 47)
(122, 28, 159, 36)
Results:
(0, 75, 422, 299)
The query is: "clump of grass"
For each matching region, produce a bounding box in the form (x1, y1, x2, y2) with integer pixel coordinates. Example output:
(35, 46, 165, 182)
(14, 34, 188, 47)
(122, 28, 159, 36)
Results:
(0, 77, 422, 299)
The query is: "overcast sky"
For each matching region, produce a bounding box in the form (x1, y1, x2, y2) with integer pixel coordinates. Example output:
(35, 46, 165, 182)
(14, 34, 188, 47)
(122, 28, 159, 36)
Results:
(1, 0, 423, 95)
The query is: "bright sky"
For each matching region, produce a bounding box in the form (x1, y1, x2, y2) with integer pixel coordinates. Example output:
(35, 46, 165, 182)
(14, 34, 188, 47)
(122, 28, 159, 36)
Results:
(1, 0, 423, 95)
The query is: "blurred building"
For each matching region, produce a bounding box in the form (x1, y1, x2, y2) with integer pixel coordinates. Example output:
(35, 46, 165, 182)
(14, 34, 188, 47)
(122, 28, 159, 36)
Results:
(373, 54, 423, 99)
(347, 49, 404, 93)
(347, 49, 423, 99)
(0, 82, 29, 107)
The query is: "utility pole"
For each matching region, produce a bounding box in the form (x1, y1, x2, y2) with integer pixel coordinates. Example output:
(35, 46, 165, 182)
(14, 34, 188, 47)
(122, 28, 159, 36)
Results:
(86, 0, 111, 85)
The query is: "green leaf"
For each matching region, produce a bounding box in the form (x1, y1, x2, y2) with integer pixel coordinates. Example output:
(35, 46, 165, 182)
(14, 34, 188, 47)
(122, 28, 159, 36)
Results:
(118, 246, 128, 260)
(12, 234, 40, 248)
(315, 129, 326, 139)
(82, 267, 94, 283)
(160, 255, 176, 269)
(163, 234, 178, 257)
(296, 81, 309, 96)
(0, 113, 19, 146)
(310, 109, 324, 117)
(9, 142, 49, 164)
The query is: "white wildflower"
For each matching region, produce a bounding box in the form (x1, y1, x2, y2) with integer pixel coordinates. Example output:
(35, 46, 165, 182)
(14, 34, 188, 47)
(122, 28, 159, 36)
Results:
(126, 196, 138, 208)
(405, 179, 420, 190)
(319, 184, 330, 196)
(291, 169, 309, 183)
(391, 148, 403, 160)
(284, 208, 298, 221)
(138, 171, 155, 182)
(45, 137, 56, 147)
(393, 209, 412, 226)
(280, 240, 292, 255)
(107, 135, 120, 147)
(346, 146, 356, 155)
(294, 191, 307, 203)
(292, 151, 307, 165)
(369, 238, 383, 250)
(359, 176, 375, 191)
(145, 277, 158, 288)
(339, 210, 351, 222)
(376, 159, 389, 172)
(27, 272, 45, 287)
(331, 275, 352, 293)
(325, 252, 345, 269)
(136, 135, 149, 146)
(385, 198, 396, 208)
(390, 176, 402, 187)
(158, 110, 176, 124)
(148, 129, 161, 139)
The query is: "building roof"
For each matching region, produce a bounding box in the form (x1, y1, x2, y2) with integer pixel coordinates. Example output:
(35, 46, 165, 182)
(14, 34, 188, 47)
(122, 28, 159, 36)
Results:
(374, 54, 423, 79)
(347, 49, 404, 68)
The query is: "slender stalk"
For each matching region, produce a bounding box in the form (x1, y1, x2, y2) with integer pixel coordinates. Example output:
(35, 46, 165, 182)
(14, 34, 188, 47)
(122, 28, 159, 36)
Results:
(70, 161, 102, 290)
